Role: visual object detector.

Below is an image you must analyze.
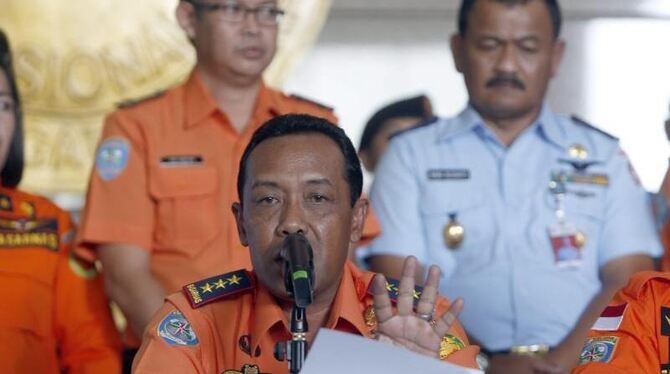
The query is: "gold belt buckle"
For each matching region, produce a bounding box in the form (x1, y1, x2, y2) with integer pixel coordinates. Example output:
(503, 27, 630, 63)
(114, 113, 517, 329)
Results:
(510, 344, 550, 356)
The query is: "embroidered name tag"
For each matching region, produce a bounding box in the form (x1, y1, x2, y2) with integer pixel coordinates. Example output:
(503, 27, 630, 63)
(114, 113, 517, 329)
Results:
(427, 169, 470, 181)
(160, 155, 203, 168)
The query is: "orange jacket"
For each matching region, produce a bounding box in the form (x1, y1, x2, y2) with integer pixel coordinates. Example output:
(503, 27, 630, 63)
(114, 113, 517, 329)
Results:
(133, 261, 478, 373)
(0, 187, 121, 373)
(77, 70, 380, 294)
(573, 271, 670, 373)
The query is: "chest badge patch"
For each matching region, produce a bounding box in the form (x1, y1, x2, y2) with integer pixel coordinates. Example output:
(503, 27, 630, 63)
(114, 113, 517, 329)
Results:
(661, 306, 670, 336)
(222, 364, 268, 374)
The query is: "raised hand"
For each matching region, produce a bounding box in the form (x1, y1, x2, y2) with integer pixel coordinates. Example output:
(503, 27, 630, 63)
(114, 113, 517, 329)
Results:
(372, 256, 464, 358)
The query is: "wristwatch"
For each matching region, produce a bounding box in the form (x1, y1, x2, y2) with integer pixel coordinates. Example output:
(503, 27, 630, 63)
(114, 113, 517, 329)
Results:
(476, 352, 490, 371)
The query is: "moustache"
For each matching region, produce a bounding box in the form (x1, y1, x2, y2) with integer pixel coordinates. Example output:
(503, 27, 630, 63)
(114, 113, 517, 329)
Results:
(486, 75, 526, 90)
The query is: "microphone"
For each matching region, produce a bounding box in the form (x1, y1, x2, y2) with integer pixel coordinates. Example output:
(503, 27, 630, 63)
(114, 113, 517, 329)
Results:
(280, 233, 314, 308)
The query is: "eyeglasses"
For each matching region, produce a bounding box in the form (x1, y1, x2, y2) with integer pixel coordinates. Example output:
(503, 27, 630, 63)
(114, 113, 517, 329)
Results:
(188, 0, 285, 26)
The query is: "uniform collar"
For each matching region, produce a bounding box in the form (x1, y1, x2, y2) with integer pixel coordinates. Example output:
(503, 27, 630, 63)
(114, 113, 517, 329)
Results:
(325, 261, 375, 335)
(436, 105, 481, 142)
(250, 261, 374, 354)
(437, 103, 567, 149)
(183, 69, 283, 129)
(534, 104, 568, 149)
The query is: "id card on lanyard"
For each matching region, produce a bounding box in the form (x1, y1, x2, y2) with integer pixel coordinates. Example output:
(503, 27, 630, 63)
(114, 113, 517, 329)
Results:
(548, 173, 584, 268)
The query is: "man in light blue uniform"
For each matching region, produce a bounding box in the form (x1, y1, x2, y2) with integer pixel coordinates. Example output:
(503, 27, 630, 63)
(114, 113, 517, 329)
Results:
(369, 0, 662, 372)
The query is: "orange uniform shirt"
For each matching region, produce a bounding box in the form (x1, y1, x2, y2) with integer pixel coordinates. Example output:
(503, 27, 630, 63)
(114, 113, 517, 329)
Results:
(133, 261, 479, 373)
(573, 271, 670, 373)
(77, 70, 380, 294)
(0, 187, 121, 373)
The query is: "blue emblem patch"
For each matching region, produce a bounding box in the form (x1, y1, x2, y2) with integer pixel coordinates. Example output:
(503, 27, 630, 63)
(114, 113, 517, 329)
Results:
(579, 336, 618, 364)
(158, 310, 199, 346)
(96, 137, 129, 181)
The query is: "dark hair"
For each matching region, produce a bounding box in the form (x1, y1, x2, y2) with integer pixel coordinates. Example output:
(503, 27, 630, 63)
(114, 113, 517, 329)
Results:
(359, 95, 433, 152)
(458, 0, 562, 39)
(237, 114, 363, 207)
(0, 29, 24, 188)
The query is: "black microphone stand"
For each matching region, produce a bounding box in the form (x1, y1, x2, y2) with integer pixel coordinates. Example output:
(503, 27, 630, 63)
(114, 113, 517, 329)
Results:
(274, 233, 313, 373)
(274, 291, 310, 373)
(288, 305, 308, 373)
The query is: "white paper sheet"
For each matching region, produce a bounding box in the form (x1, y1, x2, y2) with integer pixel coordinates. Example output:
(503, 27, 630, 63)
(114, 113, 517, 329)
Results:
(300, 329, 483, 374)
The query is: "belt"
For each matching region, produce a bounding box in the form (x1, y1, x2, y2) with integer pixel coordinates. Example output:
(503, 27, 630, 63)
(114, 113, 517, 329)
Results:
(481, 344, 551, 357)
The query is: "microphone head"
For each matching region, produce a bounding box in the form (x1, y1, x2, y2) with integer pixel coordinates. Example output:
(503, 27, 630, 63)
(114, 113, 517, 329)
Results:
(281, 233, 314, 307)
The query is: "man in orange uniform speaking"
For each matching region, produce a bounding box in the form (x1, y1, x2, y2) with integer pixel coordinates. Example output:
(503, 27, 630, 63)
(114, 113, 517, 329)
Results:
(76, 0, 380, 352)
(0, 30, 121, 373)
(133, 114, 479, 373)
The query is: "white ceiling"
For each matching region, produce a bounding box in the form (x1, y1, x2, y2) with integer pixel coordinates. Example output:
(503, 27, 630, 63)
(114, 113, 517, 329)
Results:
(330, 0, 670, 19)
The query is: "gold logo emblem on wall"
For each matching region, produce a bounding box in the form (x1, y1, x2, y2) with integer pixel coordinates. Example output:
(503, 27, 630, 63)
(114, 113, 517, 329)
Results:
(1, 0, 332, 195)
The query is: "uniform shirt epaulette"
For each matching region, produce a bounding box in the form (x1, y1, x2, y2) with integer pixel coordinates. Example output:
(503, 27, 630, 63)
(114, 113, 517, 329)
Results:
(389, 116, 439, 141)
(367, 277, 424, 307)
(623, 271, 670, 298)
(116, 90, 166, 109)
(570, 115, 618, 141)
(288, 94, 334, 112)
(182, 269, 255, 309)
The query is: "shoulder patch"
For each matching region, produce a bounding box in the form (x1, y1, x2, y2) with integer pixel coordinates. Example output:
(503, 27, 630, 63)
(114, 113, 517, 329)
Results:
(158, 310, 199, 346)
(117, 90, 166, 109)
(183, 269, 254, 309)
(578, 336, 619, 365)
(367, 277, 423, 307)
(571, 115, 618, 141)
(288, 94, 334, 112)
(96, 137, 130, 181)
(389, 116, 439, 141)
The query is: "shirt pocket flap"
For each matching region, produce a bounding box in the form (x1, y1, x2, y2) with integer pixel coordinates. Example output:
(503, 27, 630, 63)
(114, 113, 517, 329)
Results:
(149, 166, 218, 199)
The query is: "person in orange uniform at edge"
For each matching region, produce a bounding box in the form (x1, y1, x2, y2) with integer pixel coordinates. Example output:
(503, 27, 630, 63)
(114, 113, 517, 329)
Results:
(572, 270, 670, 373)
(659, 110, 670, 271)
(0, 29, 122, 373)
(75, 0, 380, 365)
(132, 114, 479, 373)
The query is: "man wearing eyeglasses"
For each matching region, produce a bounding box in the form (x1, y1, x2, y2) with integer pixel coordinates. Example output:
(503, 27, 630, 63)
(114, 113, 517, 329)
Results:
(76, 1, 374, 368)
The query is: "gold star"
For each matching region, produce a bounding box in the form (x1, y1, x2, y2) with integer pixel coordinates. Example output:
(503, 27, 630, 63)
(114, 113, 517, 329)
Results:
(227, 274, 242, 285)
(413, 289, 421, 299)
(214, 279, 226, 289)
(200, 282, 213, 293)
(385, 282, 393, 292)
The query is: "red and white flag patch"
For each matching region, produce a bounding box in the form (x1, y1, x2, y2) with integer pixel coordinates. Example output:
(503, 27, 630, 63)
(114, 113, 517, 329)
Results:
(592, 303, 627, 331)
